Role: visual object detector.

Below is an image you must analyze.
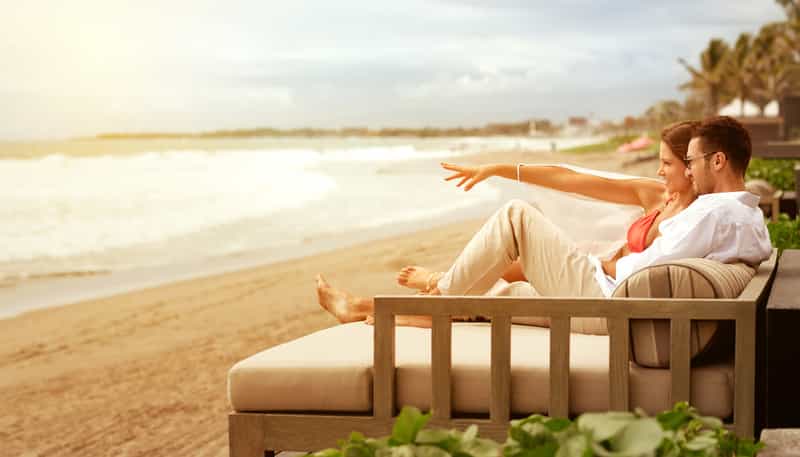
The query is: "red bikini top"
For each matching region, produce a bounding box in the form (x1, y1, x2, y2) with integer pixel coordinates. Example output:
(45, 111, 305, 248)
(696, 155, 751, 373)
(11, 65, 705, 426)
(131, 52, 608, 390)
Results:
(626, 196, 674, 253)
(626, 210, 660, 253)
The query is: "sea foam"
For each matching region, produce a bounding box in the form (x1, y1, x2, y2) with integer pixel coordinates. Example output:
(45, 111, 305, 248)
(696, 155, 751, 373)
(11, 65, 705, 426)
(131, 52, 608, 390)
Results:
(0, 149, 336, 261)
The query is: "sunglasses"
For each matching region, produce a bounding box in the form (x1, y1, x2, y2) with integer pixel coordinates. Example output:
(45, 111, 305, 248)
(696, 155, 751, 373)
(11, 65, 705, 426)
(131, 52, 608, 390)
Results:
(683, 151, 717, 166)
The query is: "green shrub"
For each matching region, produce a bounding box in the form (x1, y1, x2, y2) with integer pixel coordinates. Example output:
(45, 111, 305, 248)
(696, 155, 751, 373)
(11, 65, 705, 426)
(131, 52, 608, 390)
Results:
(312, 403, 763, 457)
(746, 158, 797, 191)
(768, 214, 800, 251)
(562, 135, 646, 154)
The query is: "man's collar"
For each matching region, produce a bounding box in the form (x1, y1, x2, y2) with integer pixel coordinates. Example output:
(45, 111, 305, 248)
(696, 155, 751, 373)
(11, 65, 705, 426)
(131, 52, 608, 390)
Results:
(697, 191, 760, 207)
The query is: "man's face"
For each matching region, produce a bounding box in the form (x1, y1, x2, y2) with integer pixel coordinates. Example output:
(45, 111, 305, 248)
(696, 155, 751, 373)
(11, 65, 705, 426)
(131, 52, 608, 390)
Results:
(684, 138, 715, 195)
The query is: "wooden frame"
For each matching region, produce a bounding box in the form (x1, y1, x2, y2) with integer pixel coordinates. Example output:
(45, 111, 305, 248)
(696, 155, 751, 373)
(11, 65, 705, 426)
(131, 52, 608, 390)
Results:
(229, 252, 777, 457)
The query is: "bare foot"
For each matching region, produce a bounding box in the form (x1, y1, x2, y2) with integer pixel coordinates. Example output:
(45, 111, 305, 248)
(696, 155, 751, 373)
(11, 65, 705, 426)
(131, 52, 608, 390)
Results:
(315, 274, 371, 323)
(396, 266, 442, 292)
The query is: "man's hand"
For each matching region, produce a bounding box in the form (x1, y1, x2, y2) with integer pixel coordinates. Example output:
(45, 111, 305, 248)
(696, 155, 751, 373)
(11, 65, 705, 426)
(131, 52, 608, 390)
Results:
(441, 162, 495, 191)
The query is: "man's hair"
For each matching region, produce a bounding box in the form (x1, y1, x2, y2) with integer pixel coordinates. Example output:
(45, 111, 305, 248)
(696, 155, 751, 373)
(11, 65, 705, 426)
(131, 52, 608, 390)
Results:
(691, 116, 752, 176)
(661, 120, 700, 160)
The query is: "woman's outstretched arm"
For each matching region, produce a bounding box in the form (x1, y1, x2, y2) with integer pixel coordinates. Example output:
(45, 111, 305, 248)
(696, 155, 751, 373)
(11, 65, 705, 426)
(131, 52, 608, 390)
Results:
(441, 162, 665, 210)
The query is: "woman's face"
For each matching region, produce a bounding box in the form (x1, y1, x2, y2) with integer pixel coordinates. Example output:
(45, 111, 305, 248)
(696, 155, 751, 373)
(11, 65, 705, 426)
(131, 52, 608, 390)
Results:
(656, 141, 692, 194)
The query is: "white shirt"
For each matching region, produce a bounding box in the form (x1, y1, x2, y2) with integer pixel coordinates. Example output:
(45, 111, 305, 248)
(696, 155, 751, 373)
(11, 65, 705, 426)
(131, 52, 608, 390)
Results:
(589, 191, 773, 297)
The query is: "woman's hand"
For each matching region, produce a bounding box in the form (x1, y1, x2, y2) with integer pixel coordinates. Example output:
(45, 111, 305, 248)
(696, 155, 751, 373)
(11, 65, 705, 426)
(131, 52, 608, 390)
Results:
(441, 162, 495, 191)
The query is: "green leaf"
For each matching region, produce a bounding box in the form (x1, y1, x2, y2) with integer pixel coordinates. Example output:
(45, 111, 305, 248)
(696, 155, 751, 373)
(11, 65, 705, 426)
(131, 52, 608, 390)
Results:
(511, 422, 554, 449)
(461, 437, 502, 457)
(376, 444, 415, 457)
(368, 437, 390, 448)
(414, 445, 452, 457)
(696, 416, 723, 430)
(736, 439, 766, 457)
(656, 411, 690, 431)
(608, 418, 663, 456)
(416, 430, 453, 445)
(529, 441, 560, 457)
(555, 434, 590, 457)
(684, 435, 717, 451)
(313, 449, 343, 457)
(656, 437, 680, 457)
(391, 407, 432, 445)
(502, 439, 523, 457)
(521, 422, 550, 437)
(462, 425, 479, 443)
(344, 442, 375, 457)
(577, 413, 636, 442)
(544, 419, 572, 433)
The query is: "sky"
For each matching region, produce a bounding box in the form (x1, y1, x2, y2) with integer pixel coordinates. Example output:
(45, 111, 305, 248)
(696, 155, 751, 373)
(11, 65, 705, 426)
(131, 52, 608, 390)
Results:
(0, 0, 789, 139)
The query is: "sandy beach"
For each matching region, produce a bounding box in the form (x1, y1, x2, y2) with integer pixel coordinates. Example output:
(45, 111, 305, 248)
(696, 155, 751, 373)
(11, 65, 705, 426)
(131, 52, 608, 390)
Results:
(0, 149, 658, 456)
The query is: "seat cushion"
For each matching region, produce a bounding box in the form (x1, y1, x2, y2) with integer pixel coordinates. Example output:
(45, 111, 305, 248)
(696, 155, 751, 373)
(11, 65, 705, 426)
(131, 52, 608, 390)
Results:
(229, 322, 733, 418)
(613, 259, 755, 368)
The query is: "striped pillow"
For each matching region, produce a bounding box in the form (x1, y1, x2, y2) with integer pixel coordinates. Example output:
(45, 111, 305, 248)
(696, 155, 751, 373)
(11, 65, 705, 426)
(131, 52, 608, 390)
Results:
(612, 259, 755, 368)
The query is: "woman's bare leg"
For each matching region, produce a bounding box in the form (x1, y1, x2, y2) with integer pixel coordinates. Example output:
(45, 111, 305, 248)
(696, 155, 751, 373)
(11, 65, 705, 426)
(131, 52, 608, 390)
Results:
(396, 267, 442, 292)
(316, 274, 437, 327)
(316, 274, 373, 323)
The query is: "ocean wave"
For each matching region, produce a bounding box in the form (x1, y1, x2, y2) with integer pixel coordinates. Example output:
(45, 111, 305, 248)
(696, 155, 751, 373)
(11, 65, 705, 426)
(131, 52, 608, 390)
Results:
(0, 149, 337, 261)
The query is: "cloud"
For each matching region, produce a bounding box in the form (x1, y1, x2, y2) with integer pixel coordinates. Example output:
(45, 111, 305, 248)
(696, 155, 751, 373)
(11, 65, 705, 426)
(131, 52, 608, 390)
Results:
(0, 0, 789, 138)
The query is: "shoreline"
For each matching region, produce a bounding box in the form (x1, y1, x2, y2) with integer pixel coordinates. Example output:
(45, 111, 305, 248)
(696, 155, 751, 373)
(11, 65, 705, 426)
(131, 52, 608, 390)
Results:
(0, 211, 493, 320)
(0, 148, 655, 321)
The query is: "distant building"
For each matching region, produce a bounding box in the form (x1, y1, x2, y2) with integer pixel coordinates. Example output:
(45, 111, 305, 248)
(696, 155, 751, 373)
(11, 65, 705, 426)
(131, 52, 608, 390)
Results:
(560, 116, 593, 137)
(528, 119, 555, 136)
(718, 98, 779, 117)
(780, 94, 800, 140)
(567, 117, 588, 128)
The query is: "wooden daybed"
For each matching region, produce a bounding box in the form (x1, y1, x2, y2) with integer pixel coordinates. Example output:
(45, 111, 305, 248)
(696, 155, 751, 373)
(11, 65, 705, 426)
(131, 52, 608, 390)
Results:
(227, 251, 778, 457)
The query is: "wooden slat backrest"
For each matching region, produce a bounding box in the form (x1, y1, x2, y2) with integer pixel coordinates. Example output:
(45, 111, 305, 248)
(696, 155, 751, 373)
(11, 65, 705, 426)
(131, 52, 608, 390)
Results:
(548, 317, 570, 418)
(669, 318, 692, 404)
(490, 316, 511, 423)
(431, 315, 452, 420)
(372, 250, 777, 438)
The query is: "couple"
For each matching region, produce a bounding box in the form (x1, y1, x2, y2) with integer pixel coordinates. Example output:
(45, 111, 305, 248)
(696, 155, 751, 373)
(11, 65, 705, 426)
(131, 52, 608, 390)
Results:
(316, 116, 773, 331)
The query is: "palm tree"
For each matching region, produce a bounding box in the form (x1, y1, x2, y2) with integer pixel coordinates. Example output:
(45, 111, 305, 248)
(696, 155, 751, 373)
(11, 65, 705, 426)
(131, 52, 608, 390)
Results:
(750, 23, 800, 115)
(775, 0, 800, 63)
(644, 100, 683, 130)
(678, 39, 733, 117)
(726, 33, 755, 116)
(775, 0, 800, 22)
(682, 95, 706, 120)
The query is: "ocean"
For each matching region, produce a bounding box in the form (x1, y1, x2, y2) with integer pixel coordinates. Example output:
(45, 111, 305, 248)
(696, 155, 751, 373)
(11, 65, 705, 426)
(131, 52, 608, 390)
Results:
(0, 135, 602, 285)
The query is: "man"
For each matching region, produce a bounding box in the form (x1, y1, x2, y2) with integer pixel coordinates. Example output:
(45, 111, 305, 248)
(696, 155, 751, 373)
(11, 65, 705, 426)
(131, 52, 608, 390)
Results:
(607, 116, 773, 295)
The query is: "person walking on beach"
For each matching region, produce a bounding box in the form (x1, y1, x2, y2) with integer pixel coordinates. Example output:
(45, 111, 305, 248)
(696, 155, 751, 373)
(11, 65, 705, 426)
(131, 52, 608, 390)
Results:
(316, 116, 772, 328)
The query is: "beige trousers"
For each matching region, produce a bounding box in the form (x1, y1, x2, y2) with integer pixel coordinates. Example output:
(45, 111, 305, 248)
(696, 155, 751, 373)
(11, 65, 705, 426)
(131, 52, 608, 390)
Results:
(437, 199, 607, 335)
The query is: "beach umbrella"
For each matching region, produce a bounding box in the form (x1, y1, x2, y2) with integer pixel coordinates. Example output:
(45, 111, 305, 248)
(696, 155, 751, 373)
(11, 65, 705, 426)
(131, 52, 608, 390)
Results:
(617, 134, 655, 153)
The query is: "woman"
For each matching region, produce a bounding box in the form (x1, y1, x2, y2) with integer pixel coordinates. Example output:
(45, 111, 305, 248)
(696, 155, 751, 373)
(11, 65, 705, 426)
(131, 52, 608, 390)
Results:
(317, 121, 699, 329)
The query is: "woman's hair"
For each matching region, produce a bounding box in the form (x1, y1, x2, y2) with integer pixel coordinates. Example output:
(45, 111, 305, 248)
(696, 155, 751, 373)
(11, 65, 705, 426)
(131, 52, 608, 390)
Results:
(660, 120, 700, 160)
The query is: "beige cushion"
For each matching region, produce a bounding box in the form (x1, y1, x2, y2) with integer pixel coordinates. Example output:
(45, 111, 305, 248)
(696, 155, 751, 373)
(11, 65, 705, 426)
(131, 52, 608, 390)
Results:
(229, 322, 734, 418)
(612, 259, 755, 368)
